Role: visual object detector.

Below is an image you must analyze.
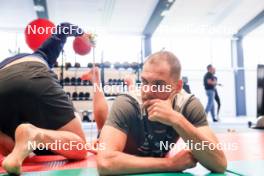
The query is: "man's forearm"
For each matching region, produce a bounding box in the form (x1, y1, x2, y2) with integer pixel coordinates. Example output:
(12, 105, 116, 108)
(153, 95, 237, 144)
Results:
(93, 87, 108, 130)
(97, 151, 173, 175)
(170, 113, 227, 172)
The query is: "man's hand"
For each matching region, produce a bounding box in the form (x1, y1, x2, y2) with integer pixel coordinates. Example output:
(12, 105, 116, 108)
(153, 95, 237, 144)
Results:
(81, 67, 100, 84)
(143, 91, 180, 126)
(167, 150, 197, 171)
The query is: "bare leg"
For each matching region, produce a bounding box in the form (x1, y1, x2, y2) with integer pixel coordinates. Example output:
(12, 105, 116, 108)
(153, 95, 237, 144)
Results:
(2, 117, 87, 175)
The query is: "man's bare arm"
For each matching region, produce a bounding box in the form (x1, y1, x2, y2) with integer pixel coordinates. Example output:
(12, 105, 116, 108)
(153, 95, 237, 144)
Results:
(97, 126, 196, 175)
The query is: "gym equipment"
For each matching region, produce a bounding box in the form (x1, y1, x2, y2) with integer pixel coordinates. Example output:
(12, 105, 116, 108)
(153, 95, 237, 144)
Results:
(112, 79, 117, 85)
(83, 80, 88, 85)
(249, 64, 264, 129)
(65, 62, 72, 70)
(87, 63, 93, 68)
(64, 77, 70, 85)
(131, 62, 139, 70)
(117, 79, 122, 85)
(70, 77, 76, 85)
(257, 64, 264, 118)
(108, 78, 113, 85)
(74, 62, 81, 68)
(82, 111, 90, 122)
(73, 34, 92, 55)
(88, 80, 92, 86)
(123, 62, 130, 69)
(103, 61, 111, 68)
(114, 62, 121, 70)
(78, 92, 84, 100)
(95, 63, 101, 68)
(84, 92, 90, 100)
(72, 92, 78, 100)
(25, 18, 55, 51)
(77, 77, 82, 85)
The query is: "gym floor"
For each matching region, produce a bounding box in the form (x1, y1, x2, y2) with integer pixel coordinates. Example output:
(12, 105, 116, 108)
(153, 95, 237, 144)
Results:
(1, 0, 264, 175)
(1, 119, 263, 175)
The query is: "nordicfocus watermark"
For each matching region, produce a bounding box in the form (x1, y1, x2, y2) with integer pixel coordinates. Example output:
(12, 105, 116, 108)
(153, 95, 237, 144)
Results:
(160, 140, 238, 151)
(28, 140, 106, 151)
(26, 24, 83, 35)
(93, 83, 172, 94)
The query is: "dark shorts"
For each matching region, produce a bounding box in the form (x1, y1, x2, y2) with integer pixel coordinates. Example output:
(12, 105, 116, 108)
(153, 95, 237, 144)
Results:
(0, 61, 75, 139)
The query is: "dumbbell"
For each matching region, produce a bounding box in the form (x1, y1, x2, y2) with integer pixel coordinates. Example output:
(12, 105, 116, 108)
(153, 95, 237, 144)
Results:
(64, 77, 70, 85)
(117, 79, 122, 85)
(112, 79, 117, 85)
(82, 111, 90, 122)
(87, 63, 93, 68)
(123, 62, 130, 69)
(108, 78, 113, 85)
(70, 77, 76, 85)
(88, 80, 92, 86)
(114, 62, 121, 70)
(65, 62, 72, 70)
(74, 62, 81, 68)
(77, 77, 82, 85)
(72, 92, 78, 100)
(78, 92, 84, 100)
(131, 62, 139, 70)
(84, 92, 90, 100)
(104, 61, 111, 68)
(83, 79, 88, 85)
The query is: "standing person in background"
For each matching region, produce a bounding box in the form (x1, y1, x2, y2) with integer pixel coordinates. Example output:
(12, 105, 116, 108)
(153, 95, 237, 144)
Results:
(212, 67, 221, 120)
(203, 64, 218, 122)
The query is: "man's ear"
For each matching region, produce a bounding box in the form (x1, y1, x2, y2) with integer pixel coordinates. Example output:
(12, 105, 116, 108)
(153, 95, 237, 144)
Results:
(176, 79, 183, 92)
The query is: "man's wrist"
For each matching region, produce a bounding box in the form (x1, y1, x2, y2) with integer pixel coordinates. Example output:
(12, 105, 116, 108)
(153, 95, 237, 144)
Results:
(169, 111, 184, 129)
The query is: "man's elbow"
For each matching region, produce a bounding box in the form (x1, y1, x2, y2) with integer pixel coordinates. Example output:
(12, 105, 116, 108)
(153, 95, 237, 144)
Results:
(210, 153, 227, 173)
(96, 153, 113, 175)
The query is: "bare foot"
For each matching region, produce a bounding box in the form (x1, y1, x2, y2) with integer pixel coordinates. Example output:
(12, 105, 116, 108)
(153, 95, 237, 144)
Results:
(2, 124, 43, 175)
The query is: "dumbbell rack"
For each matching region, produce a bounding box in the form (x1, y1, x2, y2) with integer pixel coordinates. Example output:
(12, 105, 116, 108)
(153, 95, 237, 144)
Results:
(52, 62, 142, 122)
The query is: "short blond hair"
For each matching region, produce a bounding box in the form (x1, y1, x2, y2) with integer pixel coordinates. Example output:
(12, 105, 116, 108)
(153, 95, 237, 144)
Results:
(144, 51, 181, 80)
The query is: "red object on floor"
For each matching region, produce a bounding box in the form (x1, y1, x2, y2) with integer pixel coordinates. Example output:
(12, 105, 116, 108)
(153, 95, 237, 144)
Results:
(0, 154, 96, 173)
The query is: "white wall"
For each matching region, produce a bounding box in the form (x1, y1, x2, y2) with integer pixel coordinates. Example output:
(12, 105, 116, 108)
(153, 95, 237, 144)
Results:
(0, 31, 143, 65)
(152, 35, 236, 117)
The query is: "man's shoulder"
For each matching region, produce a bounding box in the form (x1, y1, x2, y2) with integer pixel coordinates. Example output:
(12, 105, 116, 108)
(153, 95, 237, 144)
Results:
(181, 95, 208, 126)
(113, 94, 141, 114)
(116, 94, 139, 105)
(204, 72, 211, 77)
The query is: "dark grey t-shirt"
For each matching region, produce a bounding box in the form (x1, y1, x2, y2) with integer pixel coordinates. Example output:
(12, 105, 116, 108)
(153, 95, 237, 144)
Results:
(105, 91, 208, 157)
